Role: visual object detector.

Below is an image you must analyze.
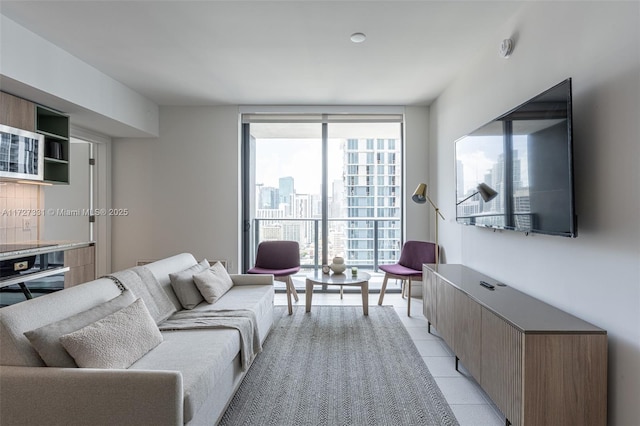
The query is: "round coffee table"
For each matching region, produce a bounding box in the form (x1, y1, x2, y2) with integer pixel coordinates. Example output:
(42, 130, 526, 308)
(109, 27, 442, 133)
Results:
(305, 270, 371, 315)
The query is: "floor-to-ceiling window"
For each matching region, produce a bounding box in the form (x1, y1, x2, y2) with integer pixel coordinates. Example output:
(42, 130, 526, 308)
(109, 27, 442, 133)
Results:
(241, 113, 404, 291)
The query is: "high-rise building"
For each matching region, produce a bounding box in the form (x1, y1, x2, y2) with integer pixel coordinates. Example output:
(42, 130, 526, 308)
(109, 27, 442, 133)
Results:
(343, 138, 401, 267)
(456, 160, 464, 200)
(293, 193, 313, 246)
(278, 176, 294, 215)
(258, 186, 279, 209)
(256, 208, 285, 241)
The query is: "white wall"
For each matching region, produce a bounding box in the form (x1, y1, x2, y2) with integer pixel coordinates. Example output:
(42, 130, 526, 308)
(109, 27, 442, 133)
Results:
(429, 3, 639, 424)
(112, 106, 240, 271)
(404, 106, 430, 241)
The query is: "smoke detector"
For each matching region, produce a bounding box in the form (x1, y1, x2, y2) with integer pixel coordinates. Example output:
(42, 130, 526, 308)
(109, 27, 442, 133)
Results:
(350, 32, 366, 43)
(499, 39, 514, 58)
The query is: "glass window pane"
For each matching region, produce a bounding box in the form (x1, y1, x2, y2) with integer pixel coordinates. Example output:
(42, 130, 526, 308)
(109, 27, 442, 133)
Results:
(246, 118, 403, 277)
(250, 123, 322, 267)
(328, 122, 402, 268)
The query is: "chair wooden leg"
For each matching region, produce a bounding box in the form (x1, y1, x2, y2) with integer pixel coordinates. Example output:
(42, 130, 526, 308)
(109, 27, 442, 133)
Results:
(288, 276, 299, 302)
(407, 277, 412, 316)
(286, 277, 293, 315)
(401, 279, 407, 298)
(378, 275, 390, 305)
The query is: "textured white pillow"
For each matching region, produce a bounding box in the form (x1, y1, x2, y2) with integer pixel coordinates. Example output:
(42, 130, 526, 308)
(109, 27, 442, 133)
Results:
(169, 259, 210, 309)
(60, 298, 163, 369)
(193, 262, 234, 304)
(24, 290, 137, 367)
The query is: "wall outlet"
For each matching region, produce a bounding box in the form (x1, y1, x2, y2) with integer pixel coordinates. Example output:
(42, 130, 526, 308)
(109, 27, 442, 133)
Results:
(22, 218, 31, 231)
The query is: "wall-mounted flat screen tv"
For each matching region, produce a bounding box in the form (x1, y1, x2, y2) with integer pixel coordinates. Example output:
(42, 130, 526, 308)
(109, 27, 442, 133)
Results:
(455, 78, 576, 237)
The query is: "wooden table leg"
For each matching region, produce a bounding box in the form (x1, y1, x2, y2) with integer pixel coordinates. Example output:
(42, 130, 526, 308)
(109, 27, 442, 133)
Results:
(362, 281, 369, 315)
(305, 279, 313, 312)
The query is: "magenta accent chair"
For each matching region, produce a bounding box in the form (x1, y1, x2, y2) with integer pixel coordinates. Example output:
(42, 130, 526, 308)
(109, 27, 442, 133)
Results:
(247, 240, 300, 315)
(377, 241, 437, 316)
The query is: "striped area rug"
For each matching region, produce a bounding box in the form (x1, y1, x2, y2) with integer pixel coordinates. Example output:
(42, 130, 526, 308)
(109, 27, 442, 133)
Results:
(219, 305, 458, 426)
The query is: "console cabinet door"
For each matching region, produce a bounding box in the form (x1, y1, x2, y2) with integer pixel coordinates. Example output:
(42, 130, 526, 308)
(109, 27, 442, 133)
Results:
(423, 267, 437, 326)
(481, 307, 523, 426)
(523, 333, 608, 426)
(436, 277, 456, 352)
(454, 290, 482, 380)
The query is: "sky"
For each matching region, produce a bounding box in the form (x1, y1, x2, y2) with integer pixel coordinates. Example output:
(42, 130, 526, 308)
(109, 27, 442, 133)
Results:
(252, 121, 402, 195)
(255, 138, 344, 194)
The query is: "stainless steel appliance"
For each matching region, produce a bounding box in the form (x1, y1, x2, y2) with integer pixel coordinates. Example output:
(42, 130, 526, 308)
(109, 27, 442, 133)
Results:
(0, 124, 45, 181)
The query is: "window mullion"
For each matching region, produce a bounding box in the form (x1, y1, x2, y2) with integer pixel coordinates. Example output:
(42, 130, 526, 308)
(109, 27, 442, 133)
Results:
(321, 120, 328, 267)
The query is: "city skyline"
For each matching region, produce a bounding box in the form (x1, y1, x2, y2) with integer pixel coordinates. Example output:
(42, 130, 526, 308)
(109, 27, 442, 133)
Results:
(254, 138, 344, 195)
(253, 134, 402, 267)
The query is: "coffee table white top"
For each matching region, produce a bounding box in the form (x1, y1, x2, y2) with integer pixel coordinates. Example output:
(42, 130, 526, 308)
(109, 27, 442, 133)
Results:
(306, 270, 371, 285)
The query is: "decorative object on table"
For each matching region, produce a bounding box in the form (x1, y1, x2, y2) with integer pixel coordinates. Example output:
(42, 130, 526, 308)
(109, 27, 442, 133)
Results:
(329, 256, 345, 274)
(247, 240, 300, 315)
(322, 265, 330, 274)
(411, 183, 444, 265)
(378, 240, 437, 317)
(351, 266, 358, 276)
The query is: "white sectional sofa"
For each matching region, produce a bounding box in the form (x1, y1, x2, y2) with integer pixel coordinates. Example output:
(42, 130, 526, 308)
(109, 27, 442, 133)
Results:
(0, 253, 274, 426)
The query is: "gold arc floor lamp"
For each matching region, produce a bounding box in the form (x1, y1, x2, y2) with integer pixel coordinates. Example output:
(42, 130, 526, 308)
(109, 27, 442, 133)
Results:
(412, 183, 444, 265)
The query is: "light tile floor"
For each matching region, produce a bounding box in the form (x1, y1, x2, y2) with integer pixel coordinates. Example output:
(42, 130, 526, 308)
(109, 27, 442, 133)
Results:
(274, 290, 506, 426)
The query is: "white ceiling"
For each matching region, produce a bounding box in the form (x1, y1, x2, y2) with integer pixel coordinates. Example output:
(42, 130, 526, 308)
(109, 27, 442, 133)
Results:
(1, 1, 522, 108)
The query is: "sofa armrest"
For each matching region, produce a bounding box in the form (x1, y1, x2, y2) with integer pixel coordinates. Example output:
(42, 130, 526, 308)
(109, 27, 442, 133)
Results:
(0, 365, 183, 426)
(230, 273, 274, 286)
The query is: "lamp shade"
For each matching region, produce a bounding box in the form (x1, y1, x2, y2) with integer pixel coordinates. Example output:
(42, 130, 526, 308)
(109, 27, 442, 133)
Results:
(412, 183, 427, 204)
(456, 183, 499, 206)
(477, 183, 498, 202)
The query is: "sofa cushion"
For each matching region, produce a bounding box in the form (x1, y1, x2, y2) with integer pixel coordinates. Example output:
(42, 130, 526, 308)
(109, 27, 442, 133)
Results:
(142, 253, 199, 312)
(129, 327, 240, 423)
(128, 283, 274, 423)
(60, 298, 163, 369)
(110, 267, 176, 324)
(191, 284, 274, 344)
(1, 278, 123, 367)
(23, 290, 136, 367)
(193, 262, 234, 304)
(169, 259, 210, 309)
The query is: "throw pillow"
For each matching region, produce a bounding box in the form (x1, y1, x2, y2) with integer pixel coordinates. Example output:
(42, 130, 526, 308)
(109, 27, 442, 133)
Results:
(24, 290, 137, 367)
(193, 262, 234, 304)
(60, 298, 163, 369)
(169, 259, 210, 309)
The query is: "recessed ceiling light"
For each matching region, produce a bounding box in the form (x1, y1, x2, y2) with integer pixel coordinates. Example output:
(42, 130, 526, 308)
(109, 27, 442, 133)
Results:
(350, 32, 366, 43)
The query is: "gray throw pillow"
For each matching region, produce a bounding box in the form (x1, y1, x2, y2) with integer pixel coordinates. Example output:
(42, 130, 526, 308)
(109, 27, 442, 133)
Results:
(60, 298, 163, 369)
(24, 290, 137, 367)
(193, 261, 234, 304)
(169, 259, 210, 309)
